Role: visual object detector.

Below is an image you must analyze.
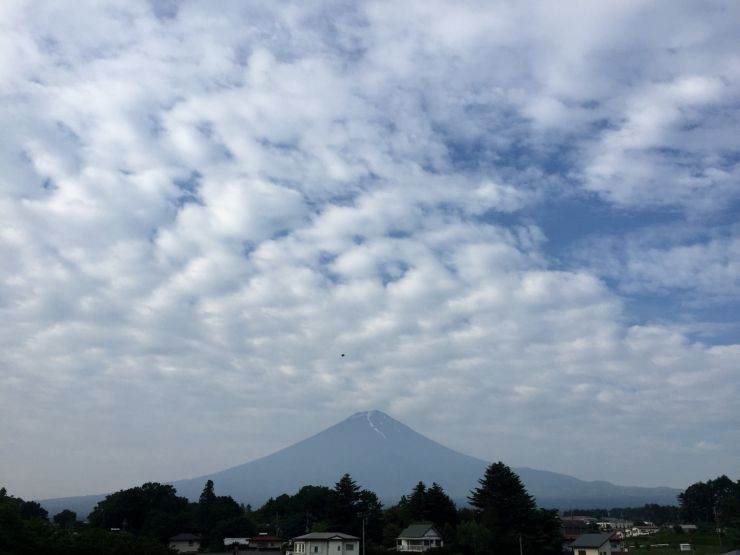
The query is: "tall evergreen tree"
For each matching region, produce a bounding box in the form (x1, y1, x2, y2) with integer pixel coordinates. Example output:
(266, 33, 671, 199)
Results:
(680, 475, 740, 524)
(408, 482, 428, 520)
(331, 474, 362, 533)
(469, 462, 561, 555)
(425, 482, 458, 529)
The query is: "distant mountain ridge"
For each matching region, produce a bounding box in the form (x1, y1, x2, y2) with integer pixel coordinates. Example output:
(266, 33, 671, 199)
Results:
(39, 410, 680, 518)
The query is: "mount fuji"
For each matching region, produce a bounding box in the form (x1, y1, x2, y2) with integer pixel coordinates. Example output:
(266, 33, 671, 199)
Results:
(39, 410, 680, 518)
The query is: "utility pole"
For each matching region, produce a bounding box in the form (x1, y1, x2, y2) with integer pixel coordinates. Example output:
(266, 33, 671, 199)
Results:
(519, 534, 523, 555)
(362, 514, 366, 555)
(714, 505, 723, 550)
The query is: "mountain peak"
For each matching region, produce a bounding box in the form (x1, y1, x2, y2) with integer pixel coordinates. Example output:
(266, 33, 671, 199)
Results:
(38, 410, 682, 519)
(349, 409, 389, 419)
(346, 410, 395, 440)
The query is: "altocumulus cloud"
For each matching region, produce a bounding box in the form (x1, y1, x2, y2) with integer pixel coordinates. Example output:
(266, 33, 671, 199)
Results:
(0, 0, 739, 499)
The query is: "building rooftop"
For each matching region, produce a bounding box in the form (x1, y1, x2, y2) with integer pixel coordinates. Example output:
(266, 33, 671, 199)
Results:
(293, 532, 360, 541)
(398, 523, 440, 538)
(170, 533, 202, 541)
(570, 533, 613, 548)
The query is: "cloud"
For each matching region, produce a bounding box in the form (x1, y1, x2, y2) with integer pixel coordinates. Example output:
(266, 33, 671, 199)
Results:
(0, 0, 738, 499)
(573, 224, 740, 304)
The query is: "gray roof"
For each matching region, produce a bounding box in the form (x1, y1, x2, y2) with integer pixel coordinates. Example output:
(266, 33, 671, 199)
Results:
(293, 532, 360, 541)
(170, 533, 202, 541)
(570, 533, 612, 548)
(398, 523, 441, 539)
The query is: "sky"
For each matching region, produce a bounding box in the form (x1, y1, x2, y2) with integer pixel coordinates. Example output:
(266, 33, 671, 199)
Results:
(1, 0, 739, 501)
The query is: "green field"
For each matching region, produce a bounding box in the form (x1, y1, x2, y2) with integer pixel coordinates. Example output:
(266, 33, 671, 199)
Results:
(621, 530, 732, 555)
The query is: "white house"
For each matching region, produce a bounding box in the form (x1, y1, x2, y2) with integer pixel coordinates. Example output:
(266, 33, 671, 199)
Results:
(396, 523, 444, 552)
(570, 533, 612, 555)
(169, 533, 202, 553)
(291, 532, 360, 555)
(625, 525, 659, 537)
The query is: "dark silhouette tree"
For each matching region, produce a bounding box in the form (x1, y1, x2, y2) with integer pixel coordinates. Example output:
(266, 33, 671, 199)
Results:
(18, 500, 48, 520)
(457, 519, 491, 555)
(327, 474, 384, 540)
(425, 483, 458, 530)
(53, 509, 78, 529)
(408, 482, 428, 520)
(357, 489, 384, 543)
(680, 475, 740, 549)
(680, 475, 740, 524)
(197, 480, 243, 548)
(469, 461, 561, 555)
(331, 473, 362, 533)
(88, 482, 191, 542)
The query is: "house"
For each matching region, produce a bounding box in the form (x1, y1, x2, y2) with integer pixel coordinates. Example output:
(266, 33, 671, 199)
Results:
(291, 532, 360, 554)
(396, 523, 444, 552)
(169, 533, 202, 553)
(224, 537, 249, 553)
(607, 533, 623, 553)
(563, 519, 595, 543)
(245, 534, 283, 551)
(570, 533, 613, 555)
(625, 525, 659, 537)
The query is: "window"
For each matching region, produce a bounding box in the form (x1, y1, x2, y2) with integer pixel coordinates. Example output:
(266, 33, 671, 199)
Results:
(346, 544, 354, 551)
(578, 550, 586, 555)
(295, 543, 305, 554)
(313, 546, 320, 553)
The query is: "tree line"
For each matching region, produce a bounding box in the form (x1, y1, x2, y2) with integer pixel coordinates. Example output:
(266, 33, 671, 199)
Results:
(2, 467, 739, 554)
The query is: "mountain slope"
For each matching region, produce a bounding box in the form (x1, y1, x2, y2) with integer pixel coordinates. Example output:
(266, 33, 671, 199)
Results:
(39, 410, 680, 517)
(172, 410, 490, 505)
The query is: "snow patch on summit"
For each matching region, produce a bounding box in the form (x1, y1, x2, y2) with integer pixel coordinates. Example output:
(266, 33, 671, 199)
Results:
(366, 412, 387, 440)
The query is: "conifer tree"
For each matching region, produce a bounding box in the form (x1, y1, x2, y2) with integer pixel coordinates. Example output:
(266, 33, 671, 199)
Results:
(469, 462, 561, 554)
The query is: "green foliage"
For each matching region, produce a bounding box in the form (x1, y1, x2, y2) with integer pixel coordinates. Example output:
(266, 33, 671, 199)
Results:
(198, 480, 244, 547)
(680, 475, 740, 525)
(53, 509, 78, 529)
(424, 483, 458, 530)
(384, 480, 457, 547)
(0, 489, 174, 555)
(254, 485, 335, 538)
(357, 488, 384, 543)
(88, 482, 192, 542)
(84, 479, 256, 551)
(19, 500, 49, 520)
(679, 475, 740, 550)
(456, 519, 491, 555)
(332, 473, 362, 533)
(468, 461, 562, 555)
(327, 473, 384, 541)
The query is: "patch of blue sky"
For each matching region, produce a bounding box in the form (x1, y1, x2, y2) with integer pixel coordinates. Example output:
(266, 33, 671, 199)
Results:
(148, 0, 179, 21)
(303, 7, 369, 64)
(379, 262, 409, 287)
(270, 229, 292, 240)
(385, 229, 411, 239)
(441, 128, 577, 181)
(241, 241, 256, 258)
(146, 114, 165, 138)
(622, 293, 740, 346)
(173, 171, 202, 207)
(317, 252, 341, 285)
(531, 195, 681, 260)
